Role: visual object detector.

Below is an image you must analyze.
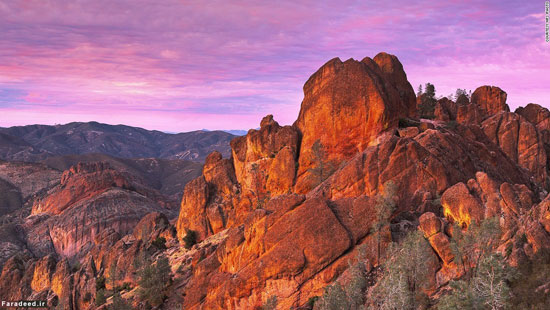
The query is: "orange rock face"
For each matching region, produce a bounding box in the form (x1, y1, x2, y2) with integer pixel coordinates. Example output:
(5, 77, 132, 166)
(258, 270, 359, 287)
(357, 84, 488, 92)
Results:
(456, 103, 484, 124)
(419, 212, 442, 238)
(471, 85, 509, 117)
(31, 162, 130, 215)
(482, 112, 549, 188)
(434, 98, 458, 121)
(181, 196, 353, 309)
(231, 115, 299, 198)
(294, 53, 417, 193)
(441, 182, 483, 227)
(31, 255, 56, 292)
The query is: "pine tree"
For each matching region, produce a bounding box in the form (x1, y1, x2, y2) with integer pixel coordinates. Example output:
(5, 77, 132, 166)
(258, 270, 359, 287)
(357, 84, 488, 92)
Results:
(308, 139, 335, 187)
(373, 181, 397, 263)
(111, 291, 132, 310)
(418, 83, 437, 118)
(137, 254, 172, 308)
(313, 245, 368, 310)
(438, 217, 513, 310)
(372, 230, 433, 310)
(95, 289, 106, 307)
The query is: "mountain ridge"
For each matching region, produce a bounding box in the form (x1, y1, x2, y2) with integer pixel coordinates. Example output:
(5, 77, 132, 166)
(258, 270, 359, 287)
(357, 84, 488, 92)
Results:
(0, 121, 235, 162)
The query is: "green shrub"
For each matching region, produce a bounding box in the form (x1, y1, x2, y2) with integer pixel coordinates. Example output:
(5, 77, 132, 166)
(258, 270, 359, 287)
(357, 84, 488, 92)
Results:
(95, 276, 106, 290)
(510, 248, 550, 308)
(152, 236, 167, 250)
(306, 296, 319, 308)
(95, 289, 106, 306)
(71, 261, 81, 273)
(183, 229, 197, 249)
(444, 120, 458, 130)
(111, 291, 132, 310)
(119, 282, 132, 291)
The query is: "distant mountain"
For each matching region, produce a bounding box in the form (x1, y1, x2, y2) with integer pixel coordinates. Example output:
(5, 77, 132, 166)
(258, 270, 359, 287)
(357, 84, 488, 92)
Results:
(222, 129, 248, 136)
(0, 121, 235, 162)
(200, 128, 249, 136)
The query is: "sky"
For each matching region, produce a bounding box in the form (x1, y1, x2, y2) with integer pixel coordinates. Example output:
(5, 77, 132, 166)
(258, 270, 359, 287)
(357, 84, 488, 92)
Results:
(0, 0, 548, 132)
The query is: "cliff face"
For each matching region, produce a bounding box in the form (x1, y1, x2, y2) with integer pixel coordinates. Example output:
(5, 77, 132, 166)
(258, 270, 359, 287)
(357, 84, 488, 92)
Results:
(2, 52, 550, 310)
(294, 53, 417, 193)
(25, 162, 170, 259)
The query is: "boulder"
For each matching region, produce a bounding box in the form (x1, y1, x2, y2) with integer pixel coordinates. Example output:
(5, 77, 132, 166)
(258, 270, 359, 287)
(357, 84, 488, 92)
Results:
(419, 212, 443, 238)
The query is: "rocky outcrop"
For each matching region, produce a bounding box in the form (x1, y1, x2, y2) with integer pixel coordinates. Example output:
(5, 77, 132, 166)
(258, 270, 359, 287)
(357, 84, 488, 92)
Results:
(182, 196, 354, 309)
(441, 171, 534, 228)
(434, 98, 457, 122)
(176, 151, 239, 242)
(471, 85, 509, 117)
(177, 116, 301, 242)
(231, 115, 299, 198)
(31, 255, 57, 292)
(294, 53, 417, 193)
(31, 162, 131, 215)
(456, 103, 484, 125)
(482, 112, 549, 188)
(25, 162, 168, 259)
(308, 125, 530, 212)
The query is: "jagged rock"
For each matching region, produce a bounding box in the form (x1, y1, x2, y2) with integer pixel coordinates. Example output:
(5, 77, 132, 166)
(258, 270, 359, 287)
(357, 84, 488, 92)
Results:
(482, 112, 548, 188)
(471, 86, 509, 117)
(308, 127, 530, 212)
(231, 115, 299, 197)
(434, 98, 457, 121)
(182, 197, 352, 309)
(22, 163, 167, 259)
(441, 171, 534, 228)
(397, 126, 420, 138)
(133, 212, 175, 243)
(294, 53, 416, 193)
(456, 103, 484, 124)
(177, 176, 210, 241)
(429, 232, 454, 264)
(31, 162, 131, 215)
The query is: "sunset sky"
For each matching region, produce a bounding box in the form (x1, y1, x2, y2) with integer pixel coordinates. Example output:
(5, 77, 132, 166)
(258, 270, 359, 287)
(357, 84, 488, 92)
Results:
(0, 0, 548, 132)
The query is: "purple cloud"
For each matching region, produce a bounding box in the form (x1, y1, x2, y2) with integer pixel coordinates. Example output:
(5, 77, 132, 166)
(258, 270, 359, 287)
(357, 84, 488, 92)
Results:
(0, 0, 547, 131)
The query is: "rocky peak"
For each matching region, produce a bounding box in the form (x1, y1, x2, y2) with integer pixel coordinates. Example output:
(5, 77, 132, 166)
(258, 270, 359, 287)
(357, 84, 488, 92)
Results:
(516, 103, 550, 129)
(471, 85, 509, 117)
(33, 162, 132, 215)
(60, 161, 114, 185)
(260, 114, 276, 128)
(372, 52, 417, 117)
(294, 53, 417, 193)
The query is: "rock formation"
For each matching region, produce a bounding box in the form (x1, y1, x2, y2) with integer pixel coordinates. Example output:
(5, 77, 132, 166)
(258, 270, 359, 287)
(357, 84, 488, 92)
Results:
(471, 85, 509, 116)
(294, 53, 417, 193)
(2, 52, 550, 310)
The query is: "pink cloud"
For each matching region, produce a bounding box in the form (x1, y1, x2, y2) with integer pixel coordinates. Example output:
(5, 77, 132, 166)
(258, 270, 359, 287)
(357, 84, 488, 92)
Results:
(0, 0, 547, 132)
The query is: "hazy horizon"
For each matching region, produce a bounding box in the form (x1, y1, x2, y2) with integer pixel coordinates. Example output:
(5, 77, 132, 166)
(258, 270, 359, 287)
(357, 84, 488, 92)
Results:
(1, 0, 548, 132)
